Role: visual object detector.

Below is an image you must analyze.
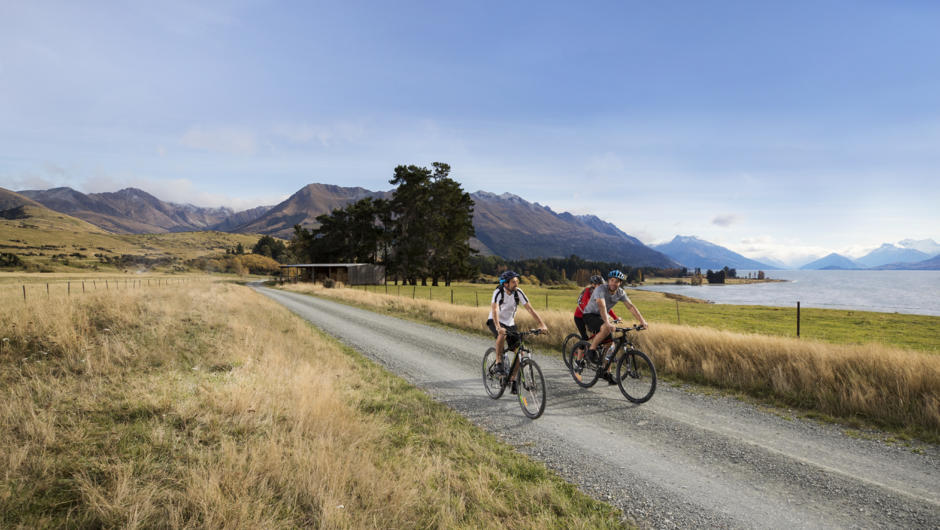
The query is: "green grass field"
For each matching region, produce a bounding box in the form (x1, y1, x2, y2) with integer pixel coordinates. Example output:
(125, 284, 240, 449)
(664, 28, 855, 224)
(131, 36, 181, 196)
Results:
(352, 281, 939, 353)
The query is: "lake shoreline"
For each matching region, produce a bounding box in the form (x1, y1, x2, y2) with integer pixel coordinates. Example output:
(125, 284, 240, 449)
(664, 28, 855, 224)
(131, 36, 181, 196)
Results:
(633, 270, 940, 317)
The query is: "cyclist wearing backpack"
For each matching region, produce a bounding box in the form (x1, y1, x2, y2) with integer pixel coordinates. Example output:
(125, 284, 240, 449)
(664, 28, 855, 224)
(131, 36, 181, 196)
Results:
(487, 270, 549, 393)
(582, 270, 649, 383)
(574, 275, 619, 340)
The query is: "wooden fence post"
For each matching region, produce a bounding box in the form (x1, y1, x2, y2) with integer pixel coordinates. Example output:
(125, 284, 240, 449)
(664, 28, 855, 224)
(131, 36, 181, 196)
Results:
(412, 285, 416, 299)
(67, 281, 70, 296)
(545, 293, 548, 309)
(451, 289, 454, 304)
(475, 292, 479, 307)
(46, 283, 49, 296)
(82, 281, 85, 293)
(796, 301, 801, 337)
(23, 285, 26, 301)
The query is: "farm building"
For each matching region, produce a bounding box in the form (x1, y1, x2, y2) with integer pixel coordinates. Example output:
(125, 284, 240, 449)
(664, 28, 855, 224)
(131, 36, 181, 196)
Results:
(279, 263, 385, 285)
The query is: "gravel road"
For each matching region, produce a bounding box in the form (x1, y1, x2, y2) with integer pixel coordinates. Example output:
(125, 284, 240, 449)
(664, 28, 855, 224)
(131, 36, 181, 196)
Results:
(254, 285, 940, 529)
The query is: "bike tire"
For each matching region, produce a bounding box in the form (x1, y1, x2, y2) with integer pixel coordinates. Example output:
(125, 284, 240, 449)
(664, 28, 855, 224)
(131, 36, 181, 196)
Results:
(518, 358, 546, 419)
(482, 347, 506, 399)
(569, 340, 601, 388)
(561, 333, 582, 369)
(616, 349, 657, 403)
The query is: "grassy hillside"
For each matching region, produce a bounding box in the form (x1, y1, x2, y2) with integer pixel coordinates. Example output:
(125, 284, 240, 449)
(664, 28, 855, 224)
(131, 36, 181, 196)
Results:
(0, 201, 265, 272)
(0, 280, 626, 527)
(282, 283, 940, 441)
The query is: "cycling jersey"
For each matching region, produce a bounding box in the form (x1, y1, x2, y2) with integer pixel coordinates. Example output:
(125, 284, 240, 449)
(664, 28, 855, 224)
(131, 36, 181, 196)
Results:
(583, 285, 630, 315)
(489, 285, 529, 326)
(574, 286, 618, 319)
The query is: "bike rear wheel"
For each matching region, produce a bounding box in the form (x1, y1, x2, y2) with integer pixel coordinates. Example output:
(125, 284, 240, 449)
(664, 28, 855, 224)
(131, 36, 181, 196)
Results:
(482, 347, 506, 399)
(616, 349, 657, 403)
(569, 340, 601, 388)
(561, 333, 581, 369)
(518, 358, 546, 419)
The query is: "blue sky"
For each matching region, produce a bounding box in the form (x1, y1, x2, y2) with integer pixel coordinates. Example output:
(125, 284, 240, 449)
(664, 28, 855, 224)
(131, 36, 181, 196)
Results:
(1, 1, 938, 265)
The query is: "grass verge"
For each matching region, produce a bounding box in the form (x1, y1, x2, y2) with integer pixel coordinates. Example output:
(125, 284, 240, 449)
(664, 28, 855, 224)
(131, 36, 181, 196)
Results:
(0, 280, 627, 528)
(281, 283, 940, 442)
(350, 282, 939, 353)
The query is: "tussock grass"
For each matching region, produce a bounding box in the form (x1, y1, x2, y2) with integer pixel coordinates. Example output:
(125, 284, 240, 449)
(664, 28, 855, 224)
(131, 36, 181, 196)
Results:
(284, 283, 940, 440)
(352, 282, 940, 352)
(0, 280, 626, 527)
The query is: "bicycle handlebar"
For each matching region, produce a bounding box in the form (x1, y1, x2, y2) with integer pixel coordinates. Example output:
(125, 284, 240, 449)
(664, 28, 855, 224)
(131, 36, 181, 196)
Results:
(614, 324, 646, 333)
(506, 329, 544, 337)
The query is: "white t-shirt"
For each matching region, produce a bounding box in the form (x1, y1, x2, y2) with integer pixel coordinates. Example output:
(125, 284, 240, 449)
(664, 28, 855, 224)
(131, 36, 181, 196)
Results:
(489, 286, 529, 326)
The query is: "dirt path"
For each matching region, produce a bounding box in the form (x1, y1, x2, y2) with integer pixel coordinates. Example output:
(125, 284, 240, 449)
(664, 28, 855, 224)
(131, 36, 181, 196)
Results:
(254, 285, 940, 529)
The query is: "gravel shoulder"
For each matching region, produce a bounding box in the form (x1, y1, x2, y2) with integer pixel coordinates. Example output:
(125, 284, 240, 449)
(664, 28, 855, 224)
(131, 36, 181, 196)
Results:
(254, 285, 940, 529)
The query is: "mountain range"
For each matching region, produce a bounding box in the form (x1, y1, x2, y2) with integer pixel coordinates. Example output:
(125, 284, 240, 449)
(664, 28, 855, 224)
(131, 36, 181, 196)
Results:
(651, 236, 778, 270)
(18, 187, 271, 234)
(10, 183, 938, 271)
(12, 184, 680, 267)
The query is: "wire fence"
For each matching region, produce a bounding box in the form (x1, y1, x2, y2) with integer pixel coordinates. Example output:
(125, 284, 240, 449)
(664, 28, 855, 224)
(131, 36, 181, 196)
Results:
(337, 282, 938, 352)
(2, 277, 194, 302)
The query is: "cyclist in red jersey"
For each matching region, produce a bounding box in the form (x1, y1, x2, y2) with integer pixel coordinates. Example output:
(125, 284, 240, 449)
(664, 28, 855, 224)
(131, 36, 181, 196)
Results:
(574, 275, 619, 340)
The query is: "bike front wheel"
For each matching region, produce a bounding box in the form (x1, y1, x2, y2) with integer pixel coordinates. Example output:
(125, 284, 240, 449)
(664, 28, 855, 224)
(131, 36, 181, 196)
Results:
(616, 349, 657, 403)
(518, 358, 546, 419)
(482, 347, 506, 399)
(561, 333, 582, 369)
(569, 340, 601, 388)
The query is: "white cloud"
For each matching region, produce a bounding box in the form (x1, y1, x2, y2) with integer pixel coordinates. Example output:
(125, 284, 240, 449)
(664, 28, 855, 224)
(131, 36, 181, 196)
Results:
(730, 234, 833, 267)
(1, 171, 58, 191)
(711, 214, 738, 227)
(180, 126, 257, 155)
(82, 174, 285, 210)
(271, 121, 366, 146)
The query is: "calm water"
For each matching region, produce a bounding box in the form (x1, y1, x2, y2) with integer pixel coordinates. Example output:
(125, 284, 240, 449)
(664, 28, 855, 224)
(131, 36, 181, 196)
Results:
(635, 270, 940, 316)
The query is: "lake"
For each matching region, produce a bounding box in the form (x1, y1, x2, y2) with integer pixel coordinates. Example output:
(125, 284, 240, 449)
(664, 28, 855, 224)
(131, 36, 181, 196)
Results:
(635, 270, 940, 316)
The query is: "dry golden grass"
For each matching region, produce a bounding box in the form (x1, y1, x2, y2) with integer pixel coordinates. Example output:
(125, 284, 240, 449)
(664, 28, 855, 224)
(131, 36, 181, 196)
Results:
(283, 283, 940, 439)
(0, 279, 625, 528)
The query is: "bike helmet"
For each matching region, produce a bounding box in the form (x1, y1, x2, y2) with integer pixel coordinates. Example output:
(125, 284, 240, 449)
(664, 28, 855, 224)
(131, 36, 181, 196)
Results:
(608, 269, 627, 281)
(590, 275, 604, 285)
(499, 270, 521, 284)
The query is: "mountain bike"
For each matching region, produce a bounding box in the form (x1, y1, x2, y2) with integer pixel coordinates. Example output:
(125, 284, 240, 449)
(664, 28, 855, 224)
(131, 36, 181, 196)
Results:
(569, 324, 657, 403)
(561, 318, 624, 368)
(561, 332, 583, 369)
(482, 329, 547, 419)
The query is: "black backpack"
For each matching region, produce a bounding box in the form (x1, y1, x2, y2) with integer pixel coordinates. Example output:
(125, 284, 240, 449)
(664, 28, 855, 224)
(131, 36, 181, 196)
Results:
(495, 285, 521, 307)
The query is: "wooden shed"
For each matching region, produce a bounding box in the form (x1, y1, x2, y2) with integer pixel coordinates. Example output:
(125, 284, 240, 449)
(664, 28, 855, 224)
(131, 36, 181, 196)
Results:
(279, 263, 386, 285)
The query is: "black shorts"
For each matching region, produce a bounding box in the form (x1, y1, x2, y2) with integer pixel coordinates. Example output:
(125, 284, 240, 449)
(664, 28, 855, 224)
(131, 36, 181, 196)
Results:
(574, 316, 588, 340)
(582, 313, 604, 335)
(486, 319, 520, 351)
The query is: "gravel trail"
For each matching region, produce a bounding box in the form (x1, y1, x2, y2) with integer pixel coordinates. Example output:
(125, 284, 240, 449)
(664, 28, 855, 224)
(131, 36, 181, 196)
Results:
(254, 285, 940, 529)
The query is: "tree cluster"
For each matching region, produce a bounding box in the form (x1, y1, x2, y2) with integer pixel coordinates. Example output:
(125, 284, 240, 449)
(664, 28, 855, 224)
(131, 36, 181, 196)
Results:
(289, 163, 476, 286)
(471, 254, 657, 285)
(251, 235, 288, 263)
(705, 266, 737, 284)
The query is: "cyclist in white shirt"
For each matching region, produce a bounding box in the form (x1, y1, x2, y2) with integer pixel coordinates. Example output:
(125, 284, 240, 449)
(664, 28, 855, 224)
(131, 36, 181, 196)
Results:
(486, 270, 549, 393)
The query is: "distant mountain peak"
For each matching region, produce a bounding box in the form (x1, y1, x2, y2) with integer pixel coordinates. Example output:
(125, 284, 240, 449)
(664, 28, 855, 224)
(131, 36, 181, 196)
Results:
(653, 235, 775, 270)
(800, 252, 861, 270)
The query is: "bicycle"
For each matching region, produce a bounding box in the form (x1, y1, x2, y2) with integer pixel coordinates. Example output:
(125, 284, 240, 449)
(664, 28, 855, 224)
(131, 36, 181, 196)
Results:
(569, 324, 657, 403)
(482, 329, 547, 419)
(561, 332, 583, 369)
(560, 318, 624, 368)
